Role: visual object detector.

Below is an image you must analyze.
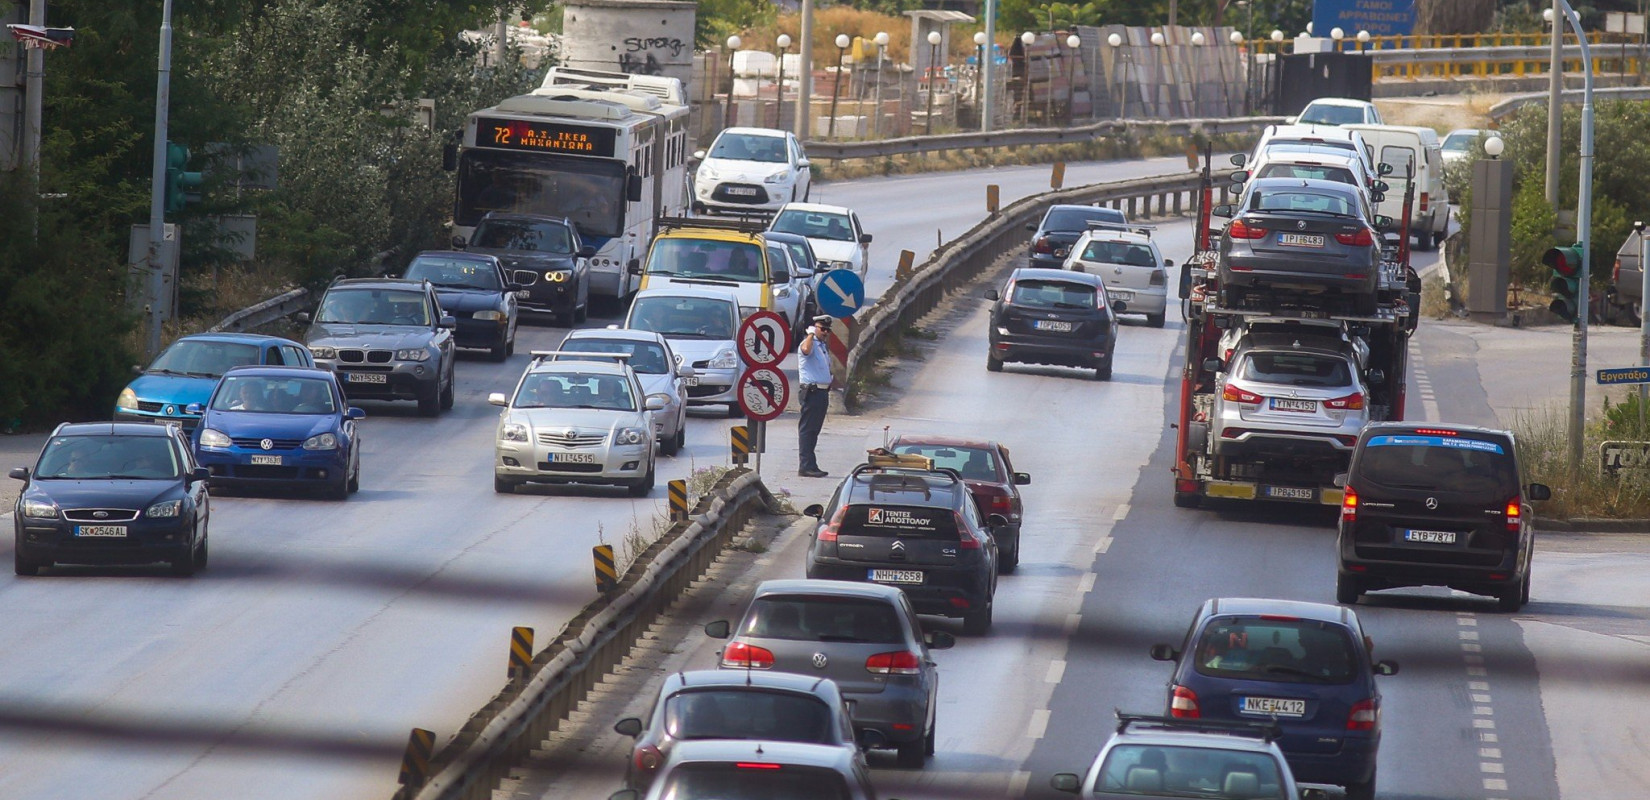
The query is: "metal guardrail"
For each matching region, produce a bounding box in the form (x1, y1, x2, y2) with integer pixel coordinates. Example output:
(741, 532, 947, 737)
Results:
(1489, 85, 1650, 120)
(1369, 43, 1643, 80)
(208, 287, 309, 333)
(804, 116, 1284, 161)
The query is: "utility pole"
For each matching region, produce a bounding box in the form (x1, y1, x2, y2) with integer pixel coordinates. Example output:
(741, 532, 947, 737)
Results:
(797, 0, 813, 139)
(145, 0, 174, 359)
(1545, 0, 1563, 210)
(1168, 0, 1178, 29)
(982, 0, 997, 132)
(1556, 0, 1595, 476)
(22, 0, 43, 192)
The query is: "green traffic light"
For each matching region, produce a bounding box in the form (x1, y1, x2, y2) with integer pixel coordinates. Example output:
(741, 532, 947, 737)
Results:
(162, 140, 204, 215)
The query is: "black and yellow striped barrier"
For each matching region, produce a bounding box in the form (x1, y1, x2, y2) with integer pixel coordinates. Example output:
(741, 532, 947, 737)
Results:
(896, 249, 915, 281)
(398, 727, 435, 787)
(986, 184, 999, 214)
(508, 626, 533, 681)
(593, 544, 617, 592)
(668, 479, 688, 522)
(731, 425, 751, 466)
(1051, 161, 1066, 190)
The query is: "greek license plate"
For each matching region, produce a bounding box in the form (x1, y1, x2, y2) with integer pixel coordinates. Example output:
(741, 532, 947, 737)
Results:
(550, 452, 598, 464)
(346, 372, 387, 384)
(869, 569, 924, 584)
(1405, 529, 1458, 544)
(75, 525, 127, 538)
(1242, 697, 1306, 717)
(1034, 320, 1074, 332)
(249, 455, 283, 466)
(684, 375, 700, 387)
(1276, 233, 1325, 248)
(727, 187, 759, 196)
(1110, 289, 1135, 301)
(1271, 398, 1318, 412)
(1265, 486, 1315, 501)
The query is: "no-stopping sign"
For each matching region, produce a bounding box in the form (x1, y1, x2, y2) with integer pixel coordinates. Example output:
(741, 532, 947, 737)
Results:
(737, 311, 791, 367)
(736, 366, 791, 422)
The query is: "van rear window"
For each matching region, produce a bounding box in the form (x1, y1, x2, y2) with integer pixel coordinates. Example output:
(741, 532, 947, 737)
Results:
(1359, 435, 1515, 494)
(842, 504, 958, 538)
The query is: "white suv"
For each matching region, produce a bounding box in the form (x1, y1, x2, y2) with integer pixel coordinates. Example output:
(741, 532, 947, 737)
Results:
(769, 202, 872, 277)
(489, 354, 664, 496)
(1063, 226, 1169, 327)
(693, 127, 811, 215)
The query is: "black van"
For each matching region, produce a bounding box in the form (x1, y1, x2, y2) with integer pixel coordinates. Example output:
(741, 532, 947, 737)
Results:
(1336, 423, 1550, 611)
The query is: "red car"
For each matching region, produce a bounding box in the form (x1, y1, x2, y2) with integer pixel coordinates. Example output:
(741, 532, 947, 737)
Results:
(889, 435, 1030, 572)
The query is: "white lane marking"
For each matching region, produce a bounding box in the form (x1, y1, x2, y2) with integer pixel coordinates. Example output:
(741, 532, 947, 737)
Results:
(1467, 666, 1488, 676)
(1473, 706, 1495, 716)
(1480, 762, 1505, 774)
(1472, 693, 1493, 704)
(1010, 770, 1031, 798)
(1473, 718, 1496, 729)
(1459, 630, 1480, 641)
(1094, 536, 1112, 555)
(1046, 659, 1067, 684)
(1408, 342, 1442, 421)
(1458, 617, 1478, 626)
(1464, 654, 1486, 665)
(1469, 681, 1491, 691)
(1481, 732, 1499, 743)
(1027, 708, 1051, 739)
(1113, 504, 1130, 521)
(1461, 643, 1482, 652)
(1064, 613, 1081, 634)
(1484, 778, 1509, 791)
(1079, 573, 1097, 594)
(1480, 748, 1503, 759)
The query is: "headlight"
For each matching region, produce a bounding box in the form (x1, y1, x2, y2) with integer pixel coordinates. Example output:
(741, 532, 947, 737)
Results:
(699, 166, 719, 181)
(709, 349, 738, 369)
(764, 170, 790, 184)
(199, 428, 232, 449)
(473, 310, 506, 322)
(117, 388, 139, 410)
(303, 432, 339, 450)
(395, 348, 430, 362)
(545, 271, 569, 283)
(614, 427, 649, 446)
(310, 346, 337, 359)
(21, 498, 57, 519)
(146, 499, 182, 518)
(501, 422, 529, 443)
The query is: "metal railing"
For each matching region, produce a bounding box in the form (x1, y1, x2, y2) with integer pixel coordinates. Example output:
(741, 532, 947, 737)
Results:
(1367, 42, 1642, 80)
(208, 287, 309, 333)
(804, 115, 1283, 161)
(1489, 84, 1650, 120)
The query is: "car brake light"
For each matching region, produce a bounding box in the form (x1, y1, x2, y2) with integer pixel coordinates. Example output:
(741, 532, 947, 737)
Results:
(1170, 685, 1200, 718)
(952, 511, 981, 549)
(1227, 219, 1268, 240)
(989, 494, 1013, 514)
(1149, 269, 1167, 286)
(721, 641, 775, 670)
(818, 505, 846, 542)
(1347, 698, 1378, 731)
(1414, 428, 1458, 436)
(1341, 485, 1358, 523)
(1505, 497, 1522, 532)
(866, 650, 922, 675)
(1419, 192, 1430, 213)
(736, 762, 783, 770)
(1615, 257, 1623, 283)
(1334, 228, 1374, 247)
(634, 745, 663, 773)
(1032, 237, 1053, 254)
(1258, 614, 1300, 621)
(1326, 392, 1365, 410)
(1222, 383, 1263, 404)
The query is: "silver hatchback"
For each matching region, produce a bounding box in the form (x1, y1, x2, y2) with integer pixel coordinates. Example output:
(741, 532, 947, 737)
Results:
(1211, 333, 1371, 462)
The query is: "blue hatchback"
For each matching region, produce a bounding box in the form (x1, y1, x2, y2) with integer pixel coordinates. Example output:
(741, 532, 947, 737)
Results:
(1149, 598, 1398, 800)
(190, 366, 363, 499)
(116, 334, 314, 429)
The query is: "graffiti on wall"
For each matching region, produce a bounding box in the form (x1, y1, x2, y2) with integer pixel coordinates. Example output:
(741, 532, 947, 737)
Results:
(617, 36, 686, 75)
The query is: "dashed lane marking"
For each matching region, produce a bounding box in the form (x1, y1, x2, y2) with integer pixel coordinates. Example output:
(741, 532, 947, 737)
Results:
(1113, 504, 1130, 521)
(1079, 573, 1097, 594)
(1045, 659, 1066, 684)
(1027, 708, 1051, 739)
(1010, 770, 1031, 798)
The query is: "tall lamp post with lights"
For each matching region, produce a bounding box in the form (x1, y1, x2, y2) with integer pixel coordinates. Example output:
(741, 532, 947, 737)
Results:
(1108, 33, 1128, 119)
(828, 33, 851, 140)
(724, 35, 741, 129)
(1357, 29, 1371, 52)
(974, 30, 988, 124)
(1065, 34, 1081, 124)
(1231, 30, 1247, 115)
(872, 31, 888, 137)
(1189, 31, 1205, 117)
(926, 31, 944, 134)
(1330, 27, 1345, 52)
(1150, 30, 1165, 118)
(776, 34, 792, 129)
(1020, 31, 1036, 127)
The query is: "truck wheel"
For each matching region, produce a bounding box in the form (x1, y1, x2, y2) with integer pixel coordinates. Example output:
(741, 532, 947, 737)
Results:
(1411, 230, 1432, 252)
(1173, 491, 1201, 509)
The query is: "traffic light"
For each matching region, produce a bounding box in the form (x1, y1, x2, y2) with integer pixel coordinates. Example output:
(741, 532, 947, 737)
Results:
(1543, 244, 1585, 323)
(164, 141, 203, 215)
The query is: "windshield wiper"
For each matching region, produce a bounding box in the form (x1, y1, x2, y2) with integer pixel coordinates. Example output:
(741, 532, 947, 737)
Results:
(183, 371, 219, 378)
(104, 474, 165, 480)
(149, 368, 187, 376)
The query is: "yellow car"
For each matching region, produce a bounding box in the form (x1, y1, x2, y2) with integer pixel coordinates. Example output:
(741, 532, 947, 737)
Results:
(633, 217, 807, 337)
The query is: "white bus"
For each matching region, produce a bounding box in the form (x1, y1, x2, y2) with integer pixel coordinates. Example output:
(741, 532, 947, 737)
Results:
(449, 68, 691, 302)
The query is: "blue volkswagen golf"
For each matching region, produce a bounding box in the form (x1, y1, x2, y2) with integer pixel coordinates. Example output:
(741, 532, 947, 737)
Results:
(115, 333, 314, 429)
(1149, 598, 1398, 800)
(190, 366, 363, 499)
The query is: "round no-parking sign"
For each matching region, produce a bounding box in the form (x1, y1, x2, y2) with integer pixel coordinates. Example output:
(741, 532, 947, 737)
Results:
(736, 366, 791, 422)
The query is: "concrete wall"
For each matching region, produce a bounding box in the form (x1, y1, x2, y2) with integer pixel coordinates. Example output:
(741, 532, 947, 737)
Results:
(562, 0, 697, 95)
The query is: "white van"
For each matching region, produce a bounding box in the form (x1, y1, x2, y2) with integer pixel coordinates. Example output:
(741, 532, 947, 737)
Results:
(1345, 124, 1448, 252)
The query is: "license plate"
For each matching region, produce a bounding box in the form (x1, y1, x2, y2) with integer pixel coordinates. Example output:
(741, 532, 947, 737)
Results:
(1270, 398, 1318, 412)
(250, 455, 283, 466)
(75, 525, 127, 538)
(1265, 486, 1315, 501)
(1242, 697, 1306, 717)
(550, 452, 598, 464)
(868, 569, 924, 584)
(684, 375, 700, 387)
(1033, 320, 1074, 332)
(1276, 233, 1325, 248)
(346, 372, 387, 384)
(1404, 529, 1459, 544)
(727, 187, 759, 196)
(1110, 289, 1135, 301)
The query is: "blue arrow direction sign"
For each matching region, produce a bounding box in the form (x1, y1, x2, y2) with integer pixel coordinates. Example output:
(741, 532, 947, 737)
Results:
(1597, 367, 1650, 386)
(816, 268, 865, 318)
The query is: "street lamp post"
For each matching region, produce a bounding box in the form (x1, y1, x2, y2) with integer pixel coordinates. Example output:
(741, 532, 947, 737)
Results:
(724, 35, 741, 129)
(1190, 31, 1205, 117)
(926, 31, 943, 134)
(974, 30, 988, 125)
(1020, 31, 1035, 127)
(1230, 30, 1246, 116)
(873, 31, 888, 138)
(776, 34, 792, 129)
(144, 0, 177, 358)
(1150, 31, 1165, 118)
(1357, 29, 1371, 53)
(828, 33, 850, 140)
(1108, 33, 1128, 119)
(1065, 34, 1081, 125)
(1330, 27, 1345, 52)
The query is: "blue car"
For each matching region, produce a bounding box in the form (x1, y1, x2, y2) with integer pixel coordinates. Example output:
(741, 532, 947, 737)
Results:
(116, 333, 314, 429)
(190, 366, 363, 499)
(1149, 598, 1398, 800)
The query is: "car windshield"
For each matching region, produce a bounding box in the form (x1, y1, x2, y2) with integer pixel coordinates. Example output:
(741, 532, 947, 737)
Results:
(657, 763, 851, 800)
(782, 241, 816, 272)
(1441, 132, 1478, 153)
(35, 435, 180, 480)
(404, 256, 502, 291)
(1079, 240, 1158, 267)
(892, 444, 1000, 482)
(1255, 163, 1358, 186)
(210, 375, 339, 415)
(1266, 139, 1359, 159)
(453, 149, 626, 236)
(1250, 189, 1356, 216)
(647, 239, 766, 283)
(772, 209, 855, 242)
(148, 339, 261, 379)
(1357, 433, 1517, 494)
(1238, 352, 1352, 388)
(556, 339, 671, 374)
(742, 595, 906, 644)
(513, 372, 635, 410)
(1044, 207, 1124, 232)
(709, 132, 789, 163)
(1094, 744, 1286, 798)
(471, 219, 575, 253)
(1192, 616, 1359, 684)
(1299, 104, 1367, 125)
(664, 689, 836, 743)
(314, 288, 431, 326)
(629, 297, 736, 339)
(1011, 279, 1098, 310)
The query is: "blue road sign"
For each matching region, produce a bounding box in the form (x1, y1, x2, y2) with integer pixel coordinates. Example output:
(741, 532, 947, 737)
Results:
(815, 268, 866, 318)
(1312, 0, 1415, 38)
(1597, 367, 1650, 385)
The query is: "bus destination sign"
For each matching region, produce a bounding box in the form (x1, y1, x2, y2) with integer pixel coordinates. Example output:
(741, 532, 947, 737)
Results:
(477, 117, 616, 157)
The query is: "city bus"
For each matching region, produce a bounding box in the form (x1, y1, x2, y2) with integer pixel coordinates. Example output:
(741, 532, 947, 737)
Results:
(448, 67, 691, 302)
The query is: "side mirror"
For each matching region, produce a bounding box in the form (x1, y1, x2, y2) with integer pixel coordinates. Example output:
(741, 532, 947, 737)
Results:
(1374, 660, 1400, 676)
(802, 503, 825, 518)
(703, 620, 731, 639)
(692, 149, 706, 160)
(614, 718, 644, 738)
(1163, 258, 1175, 268)
(1149, 644, 1179, 662)
(1378, 162, 1395, 175)
(296, 311, 313, 324)
(1372, 180, 1390, 193)
(926, 630, 956, 650)
(1211, 204, 1235, 218)
(1202, 358, 1222, 373)
(1366, 369, 1386, 386)
(451, 235, 468, 249)
(1025, 222, 1037, 232)
(441, 141, 458, 172)
(984, 288, 1001, 301)
(627, 174, 643, 202)
(1374, 215, 1396, 230)
(627, 258, 642, 275)
(1370, 191, 1386, 203)
(578, 245, 597, 259)
(677, 365, 697, 378)
(189, 466, 210, 484)
(439, 315, 457, 329)
(488, 392, 508, 407)
(1527, 482, 1553, 501)
(1013, 472, 1031, 486)
(347, 407, 366, 420)
(185, 403, 205, 415)
(859, 233, 872, 244)
(1179, 262, 1193, 300)
(645, 396, 667, 411)
(1230, 169, 1250, 183)
(9, 467, 29, 481)
(1229, 153, 1248, 167)
(505, 282, 524, 292)
(1333, 472, 1349, 488)
(1050, 773, 1083, 794)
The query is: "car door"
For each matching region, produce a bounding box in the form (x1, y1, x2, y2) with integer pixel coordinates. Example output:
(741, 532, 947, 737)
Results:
(282, 344, 312, 368)
(766, 243, 803, 327)
(264, 345, 285, 366)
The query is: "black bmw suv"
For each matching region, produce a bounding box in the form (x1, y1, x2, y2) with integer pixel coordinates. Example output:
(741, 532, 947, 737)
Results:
(1336, 423, 1551, 612)
(803, 451, 1001, 634)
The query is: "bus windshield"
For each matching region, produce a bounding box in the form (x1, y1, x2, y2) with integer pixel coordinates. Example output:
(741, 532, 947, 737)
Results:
(455, 150, 626, 238)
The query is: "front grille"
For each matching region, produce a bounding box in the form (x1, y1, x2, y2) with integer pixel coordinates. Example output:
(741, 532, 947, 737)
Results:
(338, 349, 394, 364)
(137, 401, 164, 413)
(230, 437, 303, 450)
(691, 360, 711, 369)
(711, 183, 766, 204)
(513, 270, 539, 286)
(63, 508, 140, 522)
(537, 431, 606, 448)
(537, 461, 605, 473)
(219, 464, 302, 480)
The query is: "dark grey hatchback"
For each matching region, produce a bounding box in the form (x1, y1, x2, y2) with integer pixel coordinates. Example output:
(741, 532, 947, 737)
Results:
(1216, 177, 1381, 315)
(985, 267, 1122, 380)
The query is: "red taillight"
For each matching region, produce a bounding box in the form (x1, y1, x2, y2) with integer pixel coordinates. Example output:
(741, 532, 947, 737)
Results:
(1505, 497, 1522, 532)
(988, 493, 1013, 514)
(634, 745, 663, 773)
(1258, 614, 1300, 622)
(736, 762, 783, 770)
(1615, 258, 1623, 283)
(1222, 383, 1263, 404)
(866, 650, 922, 675)
(1170, 685, 1200, 718)
(1326, 392, 1365, 410)
(1227, 219, 1268, 240)
(721, 641, 775, 670)
(1334, 227, 1375, 247)
(1414, 428, 1458, 436)
(1347, 698, 1378, 731)
(1419, 192, 1430, 213)
(818, 505, 846, 542)
(1032, 237, 1053, 254)
(953, 512, 982, 549)
(1341, 485, 1359, 523)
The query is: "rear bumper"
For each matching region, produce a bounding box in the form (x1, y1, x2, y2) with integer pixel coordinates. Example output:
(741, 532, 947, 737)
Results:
(989, 331, 1113, 368)
(1212, 426, 1359, 458)
(845, 684, 930, 745)
(1282, 735, 1379, 787)
(1220, 256, 1378, 294)
(1338, 523, 1523, 591)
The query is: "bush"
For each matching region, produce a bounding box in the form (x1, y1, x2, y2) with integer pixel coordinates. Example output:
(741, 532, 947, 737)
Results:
(1513, 403, 1650, 520)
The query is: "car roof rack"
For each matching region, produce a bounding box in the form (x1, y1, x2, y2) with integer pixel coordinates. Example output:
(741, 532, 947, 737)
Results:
(849, 449, 963, 483)
(657, 216, 767, 236)
(1084, 220, 1155, 239)
(1114, 712, 1283, 742)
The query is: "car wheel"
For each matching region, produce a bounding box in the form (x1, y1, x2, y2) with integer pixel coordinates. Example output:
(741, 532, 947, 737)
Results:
(439, 369, 455, 410)
(924, 719, 936, 756)
(1496, 581, 1525, 612)
(494, 475, 516, 494)
(170, 539, 198, 577)
(1093, 362, 1112, 381)
(726, 403, 743, 419)
(999, 537, 1019, 574)
(489, 340, 509, 362)
(628, 458, 657, 497)
(986, 353, 1003, 372)
(1344, 771, 1376, 800)
(895, 737, 925, 768)
(675, 425, 687, 454)
(1336, 572, 1363, 605)
(14, 543, 40, 577)
(195, 531, 209, 570)
(417, 384, 441, 416)
(1412, 230, 1434, 252)
(1172, 491, 1201, 509)
(662, 424, 682, 456)
(1519, 569, 1532, 605)
(327, 476, 350, 501)
(506, 335, 515, 357)
(348, 458, 360, 493)
(575, 293, 589, 324)
(962, 593, 993, 635)
(1146, 312, 1166, 328)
